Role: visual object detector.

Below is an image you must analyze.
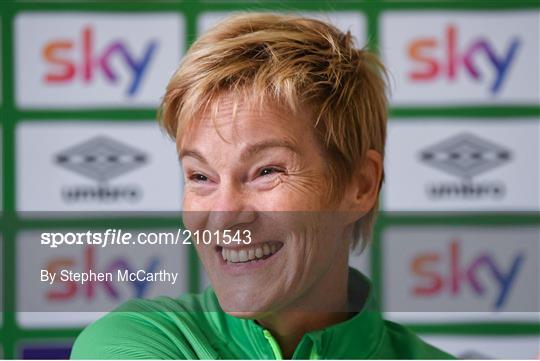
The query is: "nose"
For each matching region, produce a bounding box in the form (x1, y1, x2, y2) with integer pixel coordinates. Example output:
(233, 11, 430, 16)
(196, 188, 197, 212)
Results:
(207, 180, 256, 231)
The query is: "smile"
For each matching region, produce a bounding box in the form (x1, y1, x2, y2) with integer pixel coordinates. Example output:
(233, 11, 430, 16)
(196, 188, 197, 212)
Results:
(219, 241, 283, 264)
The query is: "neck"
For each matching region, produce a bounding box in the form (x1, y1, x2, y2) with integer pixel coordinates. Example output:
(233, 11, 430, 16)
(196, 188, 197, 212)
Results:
(256, 266, 350, 359)
(259, 311, 350, 359)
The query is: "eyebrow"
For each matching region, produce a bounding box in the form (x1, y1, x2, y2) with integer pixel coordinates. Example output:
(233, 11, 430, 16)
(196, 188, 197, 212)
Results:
(179, 139, 299, 163)
(179, 149, 207, 164)
(240, 139, 299, 161)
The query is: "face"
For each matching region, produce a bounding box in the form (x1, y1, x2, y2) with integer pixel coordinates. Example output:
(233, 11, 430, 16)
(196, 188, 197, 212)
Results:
(179, 94, 353, 317)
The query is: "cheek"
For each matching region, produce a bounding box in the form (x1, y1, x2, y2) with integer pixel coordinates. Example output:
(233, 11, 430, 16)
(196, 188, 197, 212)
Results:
(183, 189, 205, 212)
(284, 215, 331, 267)
(182, 203, 207, 232)
(195, 243, 212, 262)
(290, 214, 345, 264)
(194, 244, 217, 281)
(254, 181, 328, 212)
(282, 175, 331, 210)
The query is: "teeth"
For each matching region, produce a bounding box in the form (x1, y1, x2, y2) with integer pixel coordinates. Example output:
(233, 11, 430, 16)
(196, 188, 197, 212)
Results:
(221, 242, 281, 263)
(239, 250, 248, 262)
(229, 249, 239, 262)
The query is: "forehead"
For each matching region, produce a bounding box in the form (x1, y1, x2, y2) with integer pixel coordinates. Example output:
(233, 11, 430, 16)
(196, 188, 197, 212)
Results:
(178, 93, 313, 149)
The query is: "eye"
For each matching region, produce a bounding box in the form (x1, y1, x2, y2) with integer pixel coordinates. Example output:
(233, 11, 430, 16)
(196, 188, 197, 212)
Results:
(259, 167, 283, 177)
(189, 173, 208, 182)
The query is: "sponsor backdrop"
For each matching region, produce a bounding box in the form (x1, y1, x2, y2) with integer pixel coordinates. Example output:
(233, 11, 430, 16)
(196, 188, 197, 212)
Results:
(0, 0, 539, 359)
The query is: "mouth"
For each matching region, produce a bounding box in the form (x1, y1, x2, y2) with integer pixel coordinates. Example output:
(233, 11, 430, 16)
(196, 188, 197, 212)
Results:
(217, 241, 283, 264)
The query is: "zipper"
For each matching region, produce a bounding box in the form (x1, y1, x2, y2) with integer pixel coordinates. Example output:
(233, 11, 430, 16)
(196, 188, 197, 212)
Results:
(262, 329, 320, 360)
(263, 329, 283, 360)
(309, 344, 319, 360)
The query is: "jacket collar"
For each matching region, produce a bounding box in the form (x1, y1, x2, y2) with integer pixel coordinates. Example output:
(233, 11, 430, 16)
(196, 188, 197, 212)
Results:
(223, 267, 385, 359)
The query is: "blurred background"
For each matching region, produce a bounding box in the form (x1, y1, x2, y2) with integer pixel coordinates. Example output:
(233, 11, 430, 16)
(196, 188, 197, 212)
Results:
(0, 0, 539, 359)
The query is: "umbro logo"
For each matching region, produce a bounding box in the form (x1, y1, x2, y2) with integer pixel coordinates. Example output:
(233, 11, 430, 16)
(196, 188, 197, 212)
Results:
(419, 133, 512, 199)
(420, 133, 511, 180)
(55, 135, 148, 182)
(54, 136, 147, 203)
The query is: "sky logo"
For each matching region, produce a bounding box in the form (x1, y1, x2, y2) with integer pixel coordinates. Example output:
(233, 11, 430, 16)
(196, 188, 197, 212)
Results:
(411, 239, 525, 310)
(408, 25, 520, 94)
(42, 26, 158, 96)
(45, 246, 160, 300)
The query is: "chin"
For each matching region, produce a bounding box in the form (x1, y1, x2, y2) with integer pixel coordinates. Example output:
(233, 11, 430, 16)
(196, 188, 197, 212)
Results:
(214, 287, 277, 316)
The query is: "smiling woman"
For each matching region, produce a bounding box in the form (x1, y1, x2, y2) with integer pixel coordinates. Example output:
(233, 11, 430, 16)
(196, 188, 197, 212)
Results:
(71, 12, 454, 360)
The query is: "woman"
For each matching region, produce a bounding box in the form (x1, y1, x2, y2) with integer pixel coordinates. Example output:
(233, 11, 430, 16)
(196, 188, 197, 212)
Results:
(71, 13, 453, 359)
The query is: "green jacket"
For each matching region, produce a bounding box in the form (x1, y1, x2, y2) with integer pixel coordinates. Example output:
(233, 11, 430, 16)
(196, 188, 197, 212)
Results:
(71, 268, 454, 359)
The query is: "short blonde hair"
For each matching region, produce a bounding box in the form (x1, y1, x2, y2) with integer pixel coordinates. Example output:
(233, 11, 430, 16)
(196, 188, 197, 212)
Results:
(159, 12, 387, 250)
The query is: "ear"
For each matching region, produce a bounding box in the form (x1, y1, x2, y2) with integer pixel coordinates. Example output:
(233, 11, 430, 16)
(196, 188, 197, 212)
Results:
(347, 149, 383, 214)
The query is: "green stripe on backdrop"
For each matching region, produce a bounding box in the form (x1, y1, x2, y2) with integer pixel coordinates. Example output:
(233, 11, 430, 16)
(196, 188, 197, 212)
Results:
(409, 322, 540, 335)
(2, 0, 17, 357)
